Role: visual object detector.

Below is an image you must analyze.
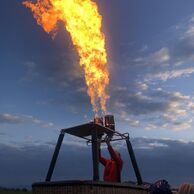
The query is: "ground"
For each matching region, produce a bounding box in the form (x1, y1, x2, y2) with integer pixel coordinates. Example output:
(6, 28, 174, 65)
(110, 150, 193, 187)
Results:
(0, 188, 31, 194)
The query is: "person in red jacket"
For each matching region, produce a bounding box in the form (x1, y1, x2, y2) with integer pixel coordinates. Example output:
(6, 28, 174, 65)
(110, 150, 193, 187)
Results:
(99, 138, 123, 182)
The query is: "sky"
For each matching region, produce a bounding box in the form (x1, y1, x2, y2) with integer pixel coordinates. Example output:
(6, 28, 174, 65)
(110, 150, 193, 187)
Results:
(0, 0, 194, 188)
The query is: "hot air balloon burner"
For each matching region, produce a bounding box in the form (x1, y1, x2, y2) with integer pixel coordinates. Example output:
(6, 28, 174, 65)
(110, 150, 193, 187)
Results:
(94, 117, 104, 126)
(104, 115, 115, 131)
(94, 115, 115, 139)
(94, 115, 115, 130)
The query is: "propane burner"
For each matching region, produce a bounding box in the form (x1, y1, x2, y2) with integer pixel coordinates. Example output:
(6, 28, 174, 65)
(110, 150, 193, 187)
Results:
(104, 115, 115, 130)
(94, 117, 104, 126)
(94, 115, 115, 131)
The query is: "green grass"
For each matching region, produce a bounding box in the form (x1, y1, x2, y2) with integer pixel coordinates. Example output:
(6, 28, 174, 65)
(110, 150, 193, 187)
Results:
(0, 189, 31, 194)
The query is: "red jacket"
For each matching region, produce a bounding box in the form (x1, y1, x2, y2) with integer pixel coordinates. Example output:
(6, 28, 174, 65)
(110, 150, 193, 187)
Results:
(99, 145, 123, 182)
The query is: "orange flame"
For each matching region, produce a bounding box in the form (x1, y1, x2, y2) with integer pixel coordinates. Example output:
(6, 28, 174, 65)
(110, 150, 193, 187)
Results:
(23, 0, 109, 114)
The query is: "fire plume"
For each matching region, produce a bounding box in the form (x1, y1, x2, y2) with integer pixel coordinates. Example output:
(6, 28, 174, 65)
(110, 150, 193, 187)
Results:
(23, 0, 109, 114)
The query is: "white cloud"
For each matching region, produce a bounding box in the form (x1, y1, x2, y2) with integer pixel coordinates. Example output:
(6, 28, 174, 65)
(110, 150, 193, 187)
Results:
(0, 113, 55, 129)
(148, 142, 169, 148)
(145, 123, 157, 131)
(42, 122, 55, 128)
(188, 102, 194, 112)
(149, 47, 170, 64)
(134, 138, 169, 150)
(127, 15, 194, 87)
(118, 15, 194, 134)
(172, 119, 193, 132)
(184, 17, 194, 39)
(146, 67, 194, 81)
(136, 81, 148, 91)
(110, 85, 194, 132)
(116, 110, 140, 128)
(77, 86, 87, 93)
(0, 113, 21, 124)
(161, 92, 194, 131)
(172, 92, 190, 100)
(132, 47, 170, 67)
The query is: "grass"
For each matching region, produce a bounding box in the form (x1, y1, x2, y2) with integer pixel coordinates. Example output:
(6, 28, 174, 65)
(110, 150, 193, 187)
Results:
(0, 189, 32, 194)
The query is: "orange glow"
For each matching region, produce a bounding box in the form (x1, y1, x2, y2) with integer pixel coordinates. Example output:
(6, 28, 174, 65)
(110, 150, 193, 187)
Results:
(23, 0, 109, 114)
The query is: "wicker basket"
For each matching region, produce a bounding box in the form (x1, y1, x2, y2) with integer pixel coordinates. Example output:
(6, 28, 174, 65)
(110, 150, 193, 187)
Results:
(32, 180, 150, 194)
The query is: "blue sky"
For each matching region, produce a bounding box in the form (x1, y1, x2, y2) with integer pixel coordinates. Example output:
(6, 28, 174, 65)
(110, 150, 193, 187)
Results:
(1, 0, 194, 188)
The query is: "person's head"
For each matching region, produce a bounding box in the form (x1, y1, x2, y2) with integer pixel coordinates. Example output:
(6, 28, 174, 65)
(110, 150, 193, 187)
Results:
(178, 183, 194, 194)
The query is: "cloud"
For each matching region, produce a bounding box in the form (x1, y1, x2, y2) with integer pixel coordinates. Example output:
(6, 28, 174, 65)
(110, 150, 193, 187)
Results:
(148, 47, 170, 64)
(22, 22, 85, 89)
(131, 138, 194, 186)
(188, 101, 194, 112)
(0, 113, 55, 129)
(136, 82, 148, 91)
(0, 113, 22, 124)
(41, 122, 55, 128)
(132, 47, 170, 67)
(110, 87, 167, 116)
(21, 62, 40, 81)
(0, 138, 194, 188)
(22, 56, 91, 114)
(145, 67, 194, 82)
(127, 15, 194, 84)
(132, 137, 170, 150)
(109, 86, 194, 131)
(23, 55, 84, 87)
(112, 15, 194, 132)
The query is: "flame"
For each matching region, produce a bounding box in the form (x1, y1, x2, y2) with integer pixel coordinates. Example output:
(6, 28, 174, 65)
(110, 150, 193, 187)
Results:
(23, 0, 109, 114)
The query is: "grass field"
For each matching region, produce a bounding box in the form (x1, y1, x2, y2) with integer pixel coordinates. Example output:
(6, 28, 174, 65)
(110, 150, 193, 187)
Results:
(0, 189, 32, 194)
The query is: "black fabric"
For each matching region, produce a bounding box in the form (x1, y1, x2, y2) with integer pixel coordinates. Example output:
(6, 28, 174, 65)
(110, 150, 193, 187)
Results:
(150, 180, 172, 194)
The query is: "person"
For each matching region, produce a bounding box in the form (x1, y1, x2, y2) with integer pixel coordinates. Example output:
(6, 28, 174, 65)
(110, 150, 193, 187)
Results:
(150, 180, 172, 194)
(99, 138, 123, 182)
(177, 183, 194, 194)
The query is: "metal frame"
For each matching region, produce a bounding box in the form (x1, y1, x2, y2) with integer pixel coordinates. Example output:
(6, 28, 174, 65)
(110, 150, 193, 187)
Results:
(46, 132, 65, 182)
(45, 124, 143, 185)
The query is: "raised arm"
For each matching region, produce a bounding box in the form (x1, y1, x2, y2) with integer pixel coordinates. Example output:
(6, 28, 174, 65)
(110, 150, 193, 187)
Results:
(107, 142, 123, 165)
(99, 147, 107, 166)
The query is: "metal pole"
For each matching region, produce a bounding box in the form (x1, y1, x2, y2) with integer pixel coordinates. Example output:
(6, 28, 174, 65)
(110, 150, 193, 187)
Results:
(91, 128, 99, 181)
(45, 132, 65, 181)
(126, 137, 143, 185)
